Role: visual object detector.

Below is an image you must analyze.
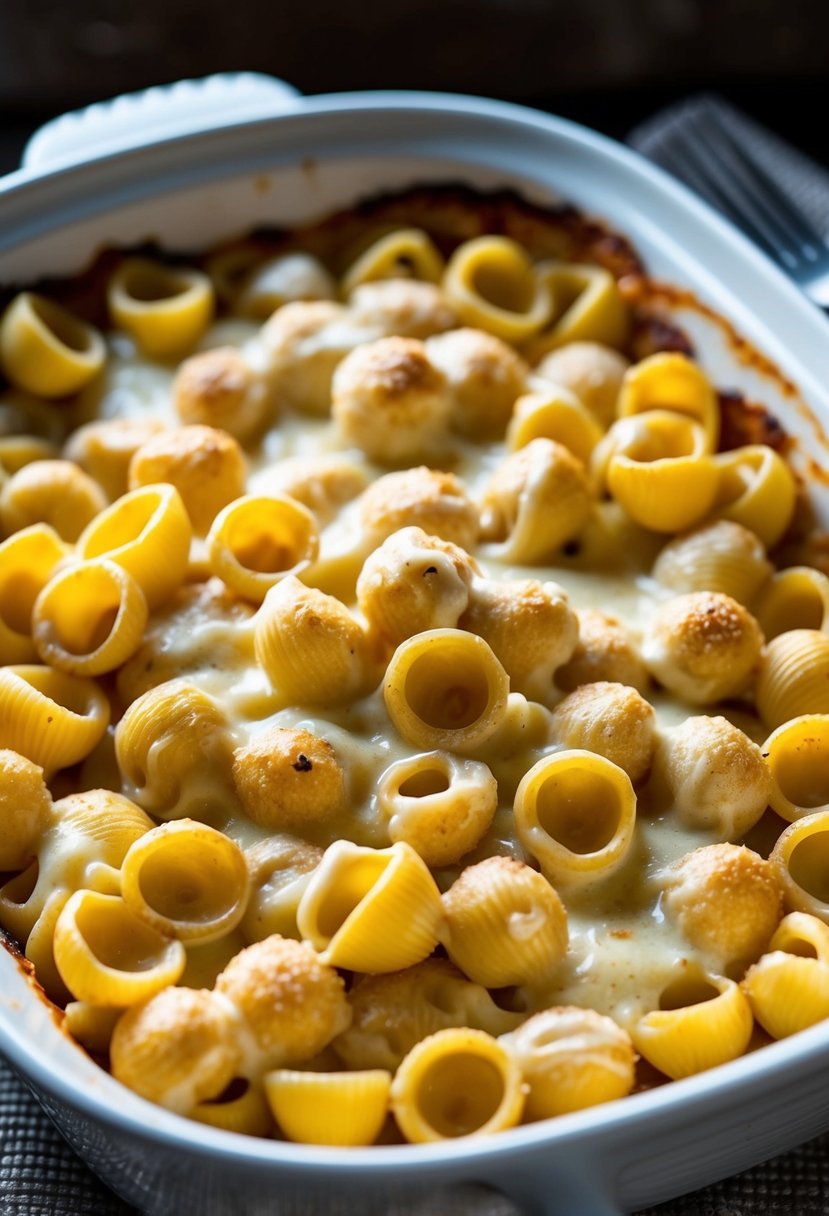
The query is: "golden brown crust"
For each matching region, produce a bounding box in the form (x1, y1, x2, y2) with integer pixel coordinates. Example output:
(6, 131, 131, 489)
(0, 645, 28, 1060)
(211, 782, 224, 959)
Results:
(643, 592, 764, 704)
(232, 726, 348, 831)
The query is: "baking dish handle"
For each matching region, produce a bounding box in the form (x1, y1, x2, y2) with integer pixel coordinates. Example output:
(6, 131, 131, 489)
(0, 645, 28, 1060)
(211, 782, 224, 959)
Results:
(21, 72, 302, 172)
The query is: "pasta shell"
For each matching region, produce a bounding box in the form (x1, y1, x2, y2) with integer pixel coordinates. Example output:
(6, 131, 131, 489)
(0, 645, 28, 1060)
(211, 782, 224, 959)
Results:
(507, 388, 603, 464)
(53, 889, 186, 1006)
(264, 1069, 391, 1145)
(63, 1001, 124, 1053)
(383, 628, 510, 754)
(77, 483, 192, 610)
(712, 445, 796, 550)
(439, 856, 568, 988)
(607, 451, 719, 534)
(770, 810, 829, 922)
(765, 715, 829, 822)
(53, 789, 153, 878)
(652, 520, 771, 605)
(0, 291, 106, 398)
(207, 494, 319, 604)
(513, 749, 637, 888)
(254, 576, 375, 707)
(297, 840, 442, 973)
(32, 558, 148, 676)
(390, 1027, 524, 1143)
(499, 1006, 636, 1120)
(754, 566, 829, 641)
(121, 820, 250, 943)
(342, 228, 444, 294)
(192, 1082, 274, 1138)
(631, 972, 753, 1080)
(0, 524, 71, 665)
(443, 237, 553, 343)
(616, 352, 719, 450)
(756, 629, 829, 731)
(742, 913, 829, 1039)
(0, 665, 109, 773)
(107, 257, 214, 357)
(524, 261, 629, 360)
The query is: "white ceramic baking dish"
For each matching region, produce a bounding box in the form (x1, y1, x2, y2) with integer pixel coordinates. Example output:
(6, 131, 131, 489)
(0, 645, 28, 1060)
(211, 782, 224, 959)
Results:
(2, 73, 829, 1216)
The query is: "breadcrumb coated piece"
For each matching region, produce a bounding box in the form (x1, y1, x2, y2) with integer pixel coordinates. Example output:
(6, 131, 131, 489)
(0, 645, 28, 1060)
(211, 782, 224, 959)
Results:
(173, 346, 273, 444)
(0, 748, 53, 871)
(111, 987, 241, 1112)
(359, 466, 479, 551)
(232, 726, 348, 831)
(556, 609, 649, 694)
(661, 843, 782, 967)
(129, 424, 246, 535)
(348, 279, 457, 341)
(534, 341, 630, 430)
(550, 681, 656, 783)
(426, 327, 529, 439)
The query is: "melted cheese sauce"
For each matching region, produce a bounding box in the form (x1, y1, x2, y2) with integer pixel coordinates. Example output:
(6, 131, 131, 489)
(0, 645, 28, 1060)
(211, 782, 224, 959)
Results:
(62, 317, 763, 1031)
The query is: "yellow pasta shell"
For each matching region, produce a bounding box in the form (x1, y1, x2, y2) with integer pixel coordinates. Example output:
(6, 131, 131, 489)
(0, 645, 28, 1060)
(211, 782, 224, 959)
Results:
(439, 856, 568, 988)
(500, 1005, 636, 1120)
(443, 237, 553, 343)
(742, 913, 829, 1039)
(652, 520, 771, 605)
(513, 749, 637, 888)
(342, 228, 444, 294)
(192, 1083, 274, 1138)
(525, 261, 629, 360)
(770, 811, 829, 923)
(53, 889, 186, 1005)
(0, 860, 48, 944)
(631, 973, 753, 1080)
(32, 558, 148, 676)
(297, 840, 442, 973)
(63, 1001, 124, 1053)
(264, 1069, 391, 1145)
(0, 665, 109, 773)
(390, 1027, 524, 1143)
(754, 566, 829, 641)
(241, 838, 322, 943)
(756, 629, 829, 731)
(0, 291, 106, 398)
(254, 576, 374, 707)
(617, 352, 719, 450)
(591, 410, 712, 494)
(107, 257, 214, 357)
(507, 387, 603, 464)
(207, 494, 319, 604)
(765, 715, 829, 822)
(77, 483, 192, 609)
(0, 435, 59, 474)
(383, 628, 510, 753)
(607, 451, 719, 534)
(712, 445, 796, 550)
(24, 889, 72, 1003)
(121, 819, 250, 943)
(0, 524, 71, 665)
(53, 789, 154, 882)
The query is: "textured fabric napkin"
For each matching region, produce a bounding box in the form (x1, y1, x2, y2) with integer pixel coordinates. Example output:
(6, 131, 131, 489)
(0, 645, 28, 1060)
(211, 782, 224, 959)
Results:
(4, 95, 829, 1216)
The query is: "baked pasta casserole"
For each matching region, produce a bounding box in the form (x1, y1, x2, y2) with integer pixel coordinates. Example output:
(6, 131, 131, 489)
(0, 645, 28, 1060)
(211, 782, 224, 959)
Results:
(0, 187, 826, 1146)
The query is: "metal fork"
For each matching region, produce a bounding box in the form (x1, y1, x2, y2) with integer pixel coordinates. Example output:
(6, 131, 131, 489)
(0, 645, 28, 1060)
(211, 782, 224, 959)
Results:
(650, 99, 829, 311)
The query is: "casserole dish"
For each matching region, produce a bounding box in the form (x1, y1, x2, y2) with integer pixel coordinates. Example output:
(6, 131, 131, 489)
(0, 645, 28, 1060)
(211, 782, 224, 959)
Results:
(1, 73, 829, 1216)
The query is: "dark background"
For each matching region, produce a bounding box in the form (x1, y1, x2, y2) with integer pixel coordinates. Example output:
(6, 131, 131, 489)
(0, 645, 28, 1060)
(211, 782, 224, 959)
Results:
(0, 0, 827, 173)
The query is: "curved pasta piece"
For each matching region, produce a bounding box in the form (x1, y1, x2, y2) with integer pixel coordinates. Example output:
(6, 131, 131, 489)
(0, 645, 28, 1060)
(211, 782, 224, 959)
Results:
(376, 750, 497, 868)
(53, 889, 186, 1005)
(191, 1080, 274, 1138)
(534, 341, 629, 430)
(0, 665, 109, 773)
(513, 749, 637, 888)
(63, 417, 168, 503)
(550, 681, 656, 784)
(631, 972, 753, 1080)
(254, 576, 375, 707)
(756, 629, 829, 731)
(0, 459, 107, 543)
(264, 1069, 391, 1146)
(390, 1027, 524, 1143)
(443, 236, 553, 343)
(439, 856, 568, 988)
(383, 628, 510, 753)
(607, 448, 718, 535)
(121, 820, 250, 943)
(107, 257, 214, 357)
(526, 261, 629, 359)
(207, 494, 319, 603)
(770, 811, 829, 922)
(507, 387, 603, 465)
(754, 566, 829, 641)
(742, 912, 829, 1040)
(0, 291, 105, 398)
(237, 251, 336, 317)
(63, 1001, 124, 1054)
(32, 559, 148, 676)
(241, 838, 323, 943)
(591, 409, 711, 495)
(617, 352, 719, 449)
(652, 520, 771, 605)
(712, 444, 797, 550)
(500, 1006, 635, 1119)
(765, 715, 829, 822)
(296, 840, 442, 973)
(341, 228, 444, 294)
(77, 483, 191, 609)
(0, 524, 71, 665)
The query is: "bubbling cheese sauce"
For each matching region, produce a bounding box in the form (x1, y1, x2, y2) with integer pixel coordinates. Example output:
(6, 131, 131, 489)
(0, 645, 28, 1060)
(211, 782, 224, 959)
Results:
(78, 320, 749, 1031)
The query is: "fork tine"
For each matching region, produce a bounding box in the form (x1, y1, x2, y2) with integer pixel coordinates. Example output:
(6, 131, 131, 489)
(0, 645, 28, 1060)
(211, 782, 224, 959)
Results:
(660, 137, 784, 264)
(692, 107, 827, 261)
